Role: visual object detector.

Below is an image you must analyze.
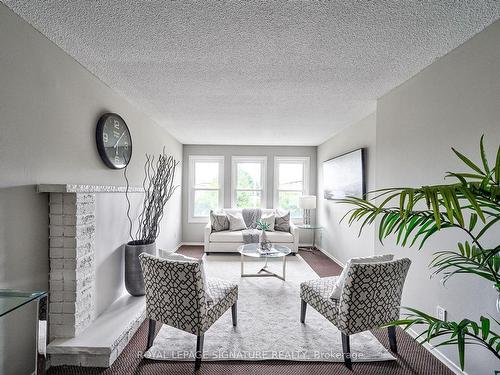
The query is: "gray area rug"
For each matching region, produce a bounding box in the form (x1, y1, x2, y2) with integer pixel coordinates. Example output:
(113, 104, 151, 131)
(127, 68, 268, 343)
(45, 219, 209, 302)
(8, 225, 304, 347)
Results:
(145, 254, 395, 362)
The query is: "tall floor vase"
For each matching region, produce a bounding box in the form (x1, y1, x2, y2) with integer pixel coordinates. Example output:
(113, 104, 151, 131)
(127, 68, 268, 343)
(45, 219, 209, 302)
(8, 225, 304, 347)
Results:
(125, 241, 156, 296)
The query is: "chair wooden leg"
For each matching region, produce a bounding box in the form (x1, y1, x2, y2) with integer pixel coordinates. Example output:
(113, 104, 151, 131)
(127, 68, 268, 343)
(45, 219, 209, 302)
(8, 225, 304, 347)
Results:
(195, 334, 204, 371)
(300, 299, 307, 323)
(341, 332, 352, 369)
(146, 319, 156, 351)
(231, 302, 237, 326)
(388, 326, 397, 353)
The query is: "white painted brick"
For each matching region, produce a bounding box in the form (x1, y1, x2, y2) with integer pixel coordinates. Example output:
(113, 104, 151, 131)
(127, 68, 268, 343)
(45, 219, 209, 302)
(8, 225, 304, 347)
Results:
(50, 204, 63, 214)
(64, 226, 77, 236)
(63, 234, 94, 249)
(62, 193, 77, 204)
(51, 324, 75, 338)
(50, 248, 64, 259)
(76, 254, 94, 270)
(76, 275, 93, 291)
(63, 292, 76, 302)
(50, 193, 63, 204)
(50, 302, 63, 313)
(50, 271, 63, 281)
(64, 259, 76, 269)
(63, 203, 76, 215)
(63, 248, 77, 258)
(62, 313, 75, 326)
(63, 214, 96, 226)
(50, 292, 63, 302)
(63, 279, 76, 292)
(50, 259, 64, 270)
(63, 214, 77, 226)
(50, 237, 64, 248)
(50, 226, 65, 237)
(49, 313, 64, 325)
(50, 280, 63, 291)
(50, 214, 63, 226)
(62, 270, 76, 281)
(62, 302, 75, 313)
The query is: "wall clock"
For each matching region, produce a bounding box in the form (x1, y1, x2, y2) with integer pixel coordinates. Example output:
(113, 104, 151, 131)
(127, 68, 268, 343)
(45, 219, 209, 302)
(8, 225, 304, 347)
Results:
(96, 113, 132, 169)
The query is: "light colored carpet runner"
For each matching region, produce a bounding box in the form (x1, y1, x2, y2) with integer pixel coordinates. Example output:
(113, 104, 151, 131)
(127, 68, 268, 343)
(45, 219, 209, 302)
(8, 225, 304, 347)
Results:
(145, 254, 395, 362)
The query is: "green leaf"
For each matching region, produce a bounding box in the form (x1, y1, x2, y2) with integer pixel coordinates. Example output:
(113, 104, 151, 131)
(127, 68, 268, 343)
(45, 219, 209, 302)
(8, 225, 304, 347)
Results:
(480, 316, 490, 340)
(495, 144, 500, 184)
(452, 147, 485, 175)
(480, 135, 490, 174)
(468, 213, 478, 232)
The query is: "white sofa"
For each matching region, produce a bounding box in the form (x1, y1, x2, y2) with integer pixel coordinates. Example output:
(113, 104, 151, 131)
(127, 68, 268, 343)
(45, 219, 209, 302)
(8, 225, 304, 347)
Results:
(204, 208, 299, 253)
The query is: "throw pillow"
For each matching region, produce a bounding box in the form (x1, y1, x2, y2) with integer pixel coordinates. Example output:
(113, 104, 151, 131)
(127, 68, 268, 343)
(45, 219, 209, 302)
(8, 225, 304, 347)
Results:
(274, 210, 290, 232)
(210, 210, 229, 232)
(228, 212, 247, 231)
(330, 254, 394, 300)
(162, 252, 213, 303)
(260, 213, 275, 231)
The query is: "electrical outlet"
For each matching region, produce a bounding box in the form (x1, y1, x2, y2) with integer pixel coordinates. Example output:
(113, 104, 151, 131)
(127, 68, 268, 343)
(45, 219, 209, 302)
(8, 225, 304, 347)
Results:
(436, 305, 447, 321)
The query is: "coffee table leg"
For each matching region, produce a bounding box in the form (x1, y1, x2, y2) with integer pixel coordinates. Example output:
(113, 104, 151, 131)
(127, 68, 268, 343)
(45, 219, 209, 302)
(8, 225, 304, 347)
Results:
(283, 255, 287, 280)
(240, 253, 244, 276)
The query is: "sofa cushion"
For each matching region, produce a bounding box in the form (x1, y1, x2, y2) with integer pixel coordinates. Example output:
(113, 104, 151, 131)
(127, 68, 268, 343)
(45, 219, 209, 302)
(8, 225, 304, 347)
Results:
(259, 213, 275, 231)
(228, 212, 247, 231)
(274, 210, 290, 232)
(210, 210, 229, 232)
(210, 230, 294, 243)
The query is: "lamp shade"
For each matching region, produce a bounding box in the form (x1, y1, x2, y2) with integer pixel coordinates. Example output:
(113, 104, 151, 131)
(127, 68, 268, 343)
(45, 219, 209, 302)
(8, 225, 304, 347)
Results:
(298, 195, 316, 209)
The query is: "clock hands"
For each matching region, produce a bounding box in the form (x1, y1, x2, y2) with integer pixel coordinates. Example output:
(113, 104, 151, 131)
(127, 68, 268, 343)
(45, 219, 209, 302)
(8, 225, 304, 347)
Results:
(114, 131, 126, 149)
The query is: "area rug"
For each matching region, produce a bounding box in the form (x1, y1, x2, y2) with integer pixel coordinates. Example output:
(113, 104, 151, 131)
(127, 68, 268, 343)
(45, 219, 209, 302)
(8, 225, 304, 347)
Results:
(144, 254, 395, 362)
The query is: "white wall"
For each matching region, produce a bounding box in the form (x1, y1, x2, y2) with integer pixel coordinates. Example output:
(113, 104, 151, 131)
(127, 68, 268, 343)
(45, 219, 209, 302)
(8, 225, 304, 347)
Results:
(182, 145, 317, 244)
(0, 4, 182, 374)
(376, 19, 500, 374)
(316, 113, 376, 264)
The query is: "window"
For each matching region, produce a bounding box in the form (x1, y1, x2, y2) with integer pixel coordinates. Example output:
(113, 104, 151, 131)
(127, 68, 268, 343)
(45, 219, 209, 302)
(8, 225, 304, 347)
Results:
(188, 155, 224, 222)
(231, 156, 267, 208)
(274, 157, 310, 218)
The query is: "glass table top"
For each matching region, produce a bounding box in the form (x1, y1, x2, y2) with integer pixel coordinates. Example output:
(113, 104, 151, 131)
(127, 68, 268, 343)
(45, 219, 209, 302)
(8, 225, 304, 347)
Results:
(297, 224, 323, 230)
(238, 243, 291, 258)
(0, 289, 47, 317)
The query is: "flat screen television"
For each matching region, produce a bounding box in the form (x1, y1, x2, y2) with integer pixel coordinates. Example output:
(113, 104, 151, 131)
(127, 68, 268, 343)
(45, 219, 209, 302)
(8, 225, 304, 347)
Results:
(323, 148, 365, 200)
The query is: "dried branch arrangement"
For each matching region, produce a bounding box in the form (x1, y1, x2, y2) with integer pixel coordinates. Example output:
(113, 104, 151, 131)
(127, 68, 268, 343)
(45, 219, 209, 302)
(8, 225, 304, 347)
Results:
(125, 148, 179, 245)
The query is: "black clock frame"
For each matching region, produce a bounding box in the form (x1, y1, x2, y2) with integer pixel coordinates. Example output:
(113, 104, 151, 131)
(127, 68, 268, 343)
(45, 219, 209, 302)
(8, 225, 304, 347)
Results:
(96, 113, 132, 169)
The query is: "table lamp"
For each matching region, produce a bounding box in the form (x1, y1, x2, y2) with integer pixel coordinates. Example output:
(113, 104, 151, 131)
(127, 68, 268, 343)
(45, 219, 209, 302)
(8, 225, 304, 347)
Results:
(299, 195, 316, 225)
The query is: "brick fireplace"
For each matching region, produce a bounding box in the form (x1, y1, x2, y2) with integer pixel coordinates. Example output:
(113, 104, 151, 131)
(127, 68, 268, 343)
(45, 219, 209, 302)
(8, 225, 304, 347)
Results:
(38, 184, 146, 367)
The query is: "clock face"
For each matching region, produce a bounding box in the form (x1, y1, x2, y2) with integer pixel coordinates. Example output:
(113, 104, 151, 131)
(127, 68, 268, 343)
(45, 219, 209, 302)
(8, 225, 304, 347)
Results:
(96, 113, 132, 169)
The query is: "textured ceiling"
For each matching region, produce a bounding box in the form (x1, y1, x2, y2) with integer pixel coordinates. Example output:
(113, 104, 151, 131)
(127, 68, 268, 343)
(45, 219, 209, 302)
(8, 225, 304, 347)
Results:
(3, 1, 500, 145)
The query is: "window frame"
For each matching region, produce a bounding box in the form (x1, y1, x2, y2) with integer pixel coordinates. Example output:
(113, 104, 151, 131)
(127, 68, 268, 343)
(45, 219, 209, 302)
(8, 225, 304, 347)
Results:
(274, 156, 310, 219)
(231, 156, 267, 209)
(188, 155, 225, 223)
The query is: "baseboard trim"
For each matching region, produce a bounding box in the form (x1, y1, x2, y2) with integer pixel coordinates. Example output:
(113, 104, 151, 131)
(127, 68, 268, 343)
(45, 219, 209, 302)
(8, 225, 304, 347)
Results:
(180, 242, 204, 246)
(406, 328, 466, 375)
(316, 246, 345, 267)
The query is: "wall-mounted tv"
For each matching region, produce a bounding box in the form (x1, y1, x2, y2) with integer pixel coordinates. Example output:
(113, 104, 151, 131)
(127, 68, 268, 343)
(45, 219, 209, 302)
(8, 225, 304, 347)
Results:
(323, 148, 365, 200)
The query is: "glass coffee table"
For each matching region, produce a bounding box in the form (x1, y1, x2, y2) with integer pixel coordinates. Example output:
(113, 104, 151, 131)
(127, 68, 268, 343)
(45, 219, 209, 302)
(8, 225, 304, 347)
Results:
(238, 243, 291, 281)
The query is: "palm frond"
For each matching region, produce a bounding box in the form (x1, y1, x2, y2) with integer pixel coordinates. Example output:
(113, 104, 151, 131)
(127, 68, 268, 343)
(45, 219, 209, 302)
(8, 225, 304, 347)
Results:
(384, 308, 500, 370)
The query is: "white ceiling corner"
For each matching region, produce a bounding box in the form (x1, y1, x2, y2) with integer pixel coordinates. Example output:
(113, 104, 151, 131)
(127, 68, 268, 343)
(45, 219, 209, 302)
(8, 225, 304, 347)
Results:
(3, 1, 500, 145)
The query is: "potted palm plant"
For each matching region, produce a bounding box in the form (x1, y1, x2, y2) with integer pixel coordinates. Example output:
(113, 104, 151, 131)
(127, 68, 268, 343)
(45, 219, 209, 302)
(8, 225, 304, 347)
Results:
(335, 136, 499, 371)
(124, 149, 179, 296)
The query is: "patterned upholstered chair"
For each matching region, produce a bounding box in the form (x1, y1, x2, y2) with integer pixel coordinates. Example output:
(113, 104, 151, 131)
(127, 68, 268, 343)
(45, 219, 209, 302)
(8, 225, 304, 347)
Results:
(300, 258, 411, 368)
(139, 253, 239, 370)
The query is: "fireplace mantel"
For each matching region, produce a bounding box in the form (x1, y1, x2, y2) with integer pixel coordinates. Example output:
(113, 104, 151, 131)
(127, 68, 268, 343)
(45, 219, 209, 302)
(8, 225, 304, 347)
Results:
(37, 184, 144, 193)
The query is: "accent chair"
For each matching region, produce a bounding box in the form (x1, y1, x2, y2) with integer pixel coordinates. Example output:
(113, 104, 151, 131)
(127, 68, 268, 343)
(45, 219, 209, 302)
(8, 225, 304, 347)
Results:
(139, 253, 239, 371)
(299, 258, 411, 368)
